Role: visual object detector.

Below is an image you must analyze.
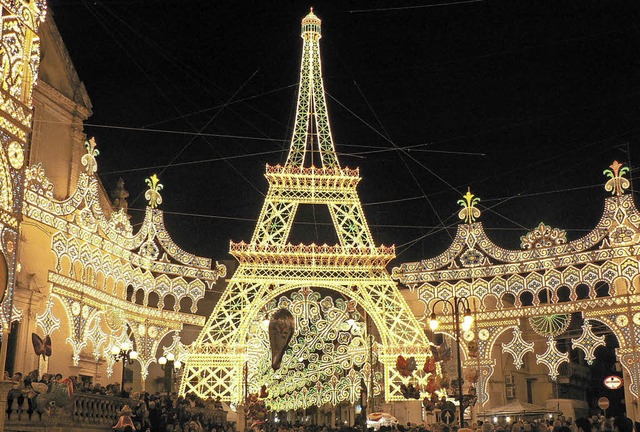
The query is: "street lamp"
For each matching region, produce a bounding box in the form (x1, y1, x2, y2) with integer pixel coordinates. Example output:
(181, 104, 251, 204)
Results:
(429, 295, 474, 427)
(158, 352, 182, 393)
(111, 341, 138, 395)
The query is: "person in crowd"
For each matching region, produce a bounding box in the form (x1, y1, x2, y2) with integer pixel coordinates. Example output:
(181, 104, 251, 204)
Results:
(576, 418, 592, 432)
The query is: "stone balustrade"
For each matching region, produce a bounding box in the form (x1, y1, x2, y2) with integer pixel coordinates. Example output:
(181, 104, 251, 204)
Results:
(4, 388, 229, 431)
(5, 389, 129, 431)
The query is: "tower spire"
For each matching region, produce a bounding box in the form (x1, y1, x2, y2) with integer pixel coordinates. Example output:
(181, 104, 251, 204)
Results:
(286, 8, 339, 168)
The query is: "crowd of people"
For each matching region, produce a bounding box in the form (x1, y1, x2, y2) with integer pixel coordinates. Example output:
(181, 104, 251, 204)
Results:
(7, 370, 640, 432)
(463, 416, 640, 432)
(114, 390, 233, 432)
(255, 417, 640, 432)
(6, 370, 232, 432)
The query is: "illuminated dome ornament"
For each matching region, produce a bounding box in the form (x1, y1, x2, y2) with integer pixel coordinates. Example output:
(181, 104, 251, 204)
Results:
(529, 314, 571, 338)
(520, 222, 567, 249)
(301, 7, 321, 37)
(458, 188, 481, 224)
(603, 160, 630, 196)
(145, 174, 163, 208)
(180, 10, 430, 407)
(81, 138, 99, 174)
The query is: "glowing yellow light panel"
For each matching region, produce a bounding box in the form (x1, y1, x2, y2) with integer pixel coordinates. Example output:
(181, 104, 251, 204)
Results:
(0, 0, 47, 329)
(180, 10, 431, 408)
(393, 162, 640, 405)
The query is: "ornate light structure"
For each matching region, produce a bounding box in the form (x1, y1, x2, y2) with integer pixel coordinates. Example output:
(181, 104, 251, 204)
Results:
(501, 327, 534, 369)
(393, 161, 640, 406)
(0, 0, 48, 368)
(180, 9, 430, 407)
(571, 320, 606, 365)
(21, 140, 226, 381)
(535, 337, 569, 381)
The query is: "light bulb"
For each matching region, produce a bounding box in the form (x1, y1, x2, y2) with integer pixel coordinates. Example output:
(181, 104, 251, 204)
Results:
(174, 360, 182, 369)
(129, 350, 138, 360)
(111, 345, 120, 355)
(461, 319, 472, 332)
(166, 352, 175, 362)
(158, 356, 167, 365)
(429, 312, 439, 331)
(121, 341, 131, 351)
(462, 310, 473, 330)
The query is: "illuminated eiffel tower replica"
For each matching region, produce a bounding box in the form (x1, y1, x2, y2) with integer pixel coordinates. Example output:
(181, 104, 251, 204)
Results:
(180, 9, 430, 407)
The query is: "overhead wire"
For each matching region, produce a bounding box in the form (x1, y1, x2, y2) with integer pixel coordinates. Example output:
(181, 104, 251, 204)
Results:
(142, 83, 297, 128)
(349, 79, 456, 241)
(326, 84, 640, 240)
(70, 2, 640, 264)
(349, 0, 485, 13)
(34, 119, 485, 156)
(94, 1, 291, 133)
(326, 91, 530, 234)
(128, 206, 593, 232)
(86, 2, 272, 199)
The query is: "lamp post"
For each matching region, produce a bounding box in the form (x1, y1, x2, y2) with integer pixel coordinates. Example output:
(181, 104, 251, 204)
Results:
(429, 295, 474, 427)
(111, 341, 138, 396)
(158, 352, 182, 393)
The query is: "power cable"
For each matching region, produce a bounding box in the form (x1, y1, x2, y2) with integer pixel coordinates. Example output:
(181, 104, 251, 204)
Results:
(349, 0, 484, 13)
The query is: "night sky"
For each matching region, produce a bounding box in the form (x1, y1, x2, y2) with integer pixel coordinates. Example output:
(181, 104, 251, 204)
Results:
(49, 0, 640, 267)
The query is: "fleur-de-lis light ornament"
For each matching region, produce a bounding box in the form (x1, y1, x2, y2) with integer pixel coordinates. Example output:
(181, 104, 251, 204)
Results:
(458, 188, 481, 224)
(145, 174, 163, 208)
(81, 138, 99, 174)
(603, 160, 630, 196)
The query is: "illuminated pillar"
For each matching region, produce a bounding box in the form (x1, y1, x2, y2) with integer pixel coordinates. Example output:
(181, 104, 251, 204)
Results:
(0, 1, 48, 430)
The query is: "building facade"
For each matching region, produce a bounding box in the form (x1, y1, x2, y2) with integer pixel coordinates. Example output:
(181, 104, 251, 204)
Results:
(2, 5, 227, 396)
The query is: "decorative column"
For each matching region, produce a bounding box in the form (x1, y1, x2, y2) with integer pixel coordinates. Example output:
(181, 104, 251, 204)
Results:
(1, 1, 48, 430)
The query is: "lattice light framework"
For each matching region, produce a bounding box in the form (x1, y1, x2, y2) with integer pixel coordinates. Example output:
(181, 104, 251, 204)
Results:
(85, 314, 108, 362)
(394, 162, 640, 405)
(0, 0, 47, 329)
(571, 319, 606, 365)
(536, 337, 569, 381)
(181, 10, 431, 408)
(130, 319, 174, 380)
(243, 287, 387, 411)
(21, 140, 225, 379)
(36, 296, 61, 336)
(287, 8, 338, 169)
(501, 327, 534, 369)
